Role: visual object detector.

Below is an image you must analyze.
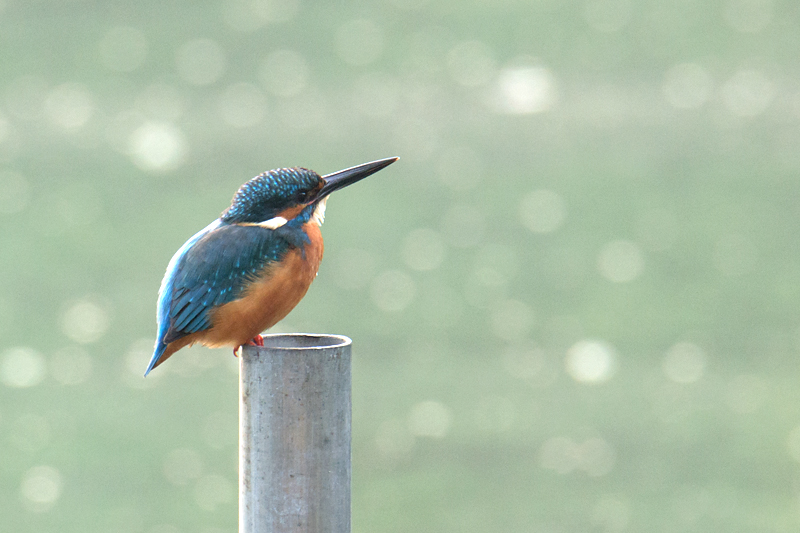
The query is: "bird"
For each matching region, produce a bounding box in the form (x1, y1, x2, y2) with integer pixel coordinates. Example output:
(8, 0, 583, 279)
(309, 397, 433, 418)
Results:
(144, 157, 398, 376)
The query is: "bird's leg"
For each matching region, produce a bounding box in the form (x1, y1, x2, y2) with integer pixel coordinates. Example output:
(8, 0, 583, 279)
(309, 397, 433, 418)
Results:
(247, 334, 265, 347)
(232, 335, 265, 357)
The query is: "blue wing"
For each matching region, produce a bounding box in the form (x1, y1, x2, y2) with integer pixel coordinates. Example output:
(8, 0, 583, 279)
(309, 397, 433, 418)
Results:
(146, 219, 307, 375)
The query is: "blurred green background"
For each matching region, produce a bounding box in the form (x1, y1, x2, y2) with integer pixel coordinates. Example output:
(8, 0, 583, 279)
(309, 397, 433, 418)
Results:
(2, 0, 800, 531)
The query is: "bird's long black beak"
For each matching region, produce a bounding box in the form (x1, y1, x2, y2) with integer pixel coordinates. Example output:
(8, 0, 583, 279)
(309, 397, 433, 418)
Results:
(318, 156, 398, 199)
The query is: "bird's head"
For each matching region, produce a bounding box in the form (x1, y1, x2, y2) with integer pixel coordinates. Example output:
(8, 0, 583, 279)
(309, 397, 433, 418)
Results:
(220, 157, 398, 227)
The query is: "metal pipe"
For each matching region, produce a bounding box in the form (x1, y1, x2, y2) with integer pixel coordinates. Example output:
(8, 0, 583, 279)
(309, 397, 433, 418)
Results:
(239, 334, 352, 533)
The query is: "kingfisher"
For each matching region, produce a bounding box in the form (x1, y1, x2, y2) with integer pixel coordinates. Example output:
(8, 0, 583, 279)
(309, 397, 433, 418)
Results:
(144, 157, 398, 376)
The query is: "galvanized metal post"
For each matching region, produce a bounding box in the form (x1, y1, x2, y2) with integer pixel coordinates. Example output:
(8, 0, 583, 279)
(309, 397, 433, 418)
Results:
(239, 333, 352, 533)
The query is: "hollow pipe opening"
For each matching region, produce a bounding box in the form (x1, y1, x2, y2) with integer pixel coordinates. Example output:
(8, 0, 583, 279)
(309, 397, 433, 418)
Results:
(256, 333, 352, 350)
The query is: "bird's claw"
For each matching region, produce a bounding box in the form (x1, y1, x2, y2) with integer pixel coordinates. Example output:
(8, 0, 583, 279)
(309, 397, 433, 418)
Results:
(247, 334, 265, 347)
(233, 335, 265, 357)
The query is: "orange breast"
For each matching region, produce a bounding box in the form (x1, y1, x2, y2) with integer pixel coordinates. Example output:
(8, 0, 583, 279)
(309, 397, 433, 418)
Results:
(200, 222, 324, 348)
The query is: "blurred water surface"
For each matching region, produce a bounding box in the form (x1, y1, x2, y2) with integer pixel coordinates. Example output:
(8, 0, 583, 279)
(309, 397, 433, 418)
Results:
(2, 0, 800, 531)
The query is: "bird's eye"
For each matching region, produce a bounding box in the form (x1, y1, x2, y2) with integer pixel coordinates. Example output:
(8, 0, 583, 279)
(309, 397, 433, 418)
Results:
(297, 191, 309, 203)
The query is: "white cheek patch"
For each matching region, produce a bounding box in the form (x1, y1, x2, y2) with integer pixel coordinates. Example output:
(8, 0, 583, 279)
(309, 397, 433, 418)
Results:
(312, 197, 328, 226)
(257, 216, 288, 229)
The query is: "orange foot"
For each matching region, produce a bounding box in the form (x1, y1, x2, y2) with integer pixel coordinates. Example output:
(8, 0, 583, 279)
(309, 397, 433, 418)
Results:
(247, 334, 265, 347)
(233, 335, 265, 357)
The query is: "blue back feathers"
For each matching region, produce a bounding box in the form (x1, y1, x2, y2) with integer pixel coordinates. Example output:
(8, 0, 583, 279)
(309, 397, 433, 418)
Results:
(221, 167, 322, 224)
(163, 223, 308, 343)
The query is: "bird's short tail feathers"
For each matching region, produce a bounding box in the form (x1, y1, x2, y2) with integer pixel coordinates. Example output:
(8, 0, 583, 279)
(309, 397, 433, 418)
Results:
(144, 341, 168, 377)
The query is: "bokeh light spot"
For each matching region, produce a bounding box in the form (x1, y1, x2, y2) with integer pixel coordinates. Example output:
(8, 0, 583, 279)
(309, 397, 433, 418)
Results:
(721, 69, 774, 117)
(492, 62, 557, 114)
(128, 122, 188, 172)
(20, 465, 62, 512)
(402, 228, 446, 271)
(335, 19, 384, 66)
(218, 83, 267, 128)
(45, 83, 94, 130)
(60, 297, 110, 344)
(519, 189, 566, 234)
(663, 63, 713, 109)
(370, 270, 416, 312)
(0, 347, 46, 388)
(260, 50, 309, 98)
(407, 400, 452, 439)
(566, 340, 617, 383)
(597, 240, 644, 283)
(98, 26, 147, 72)
(176, 39, 226, 86)
(663, 342, 707, 384)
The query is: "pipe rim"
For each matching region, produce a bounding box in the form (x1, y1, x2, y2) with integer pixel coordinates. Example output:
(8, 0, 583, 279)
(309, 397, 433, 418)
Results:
(253, 333, 352, 350)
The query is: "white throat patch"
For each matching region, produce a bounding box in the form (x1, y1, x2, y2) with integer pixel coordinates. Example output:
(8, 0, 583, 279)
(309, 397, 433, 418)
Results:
(312, 197, 328, 226)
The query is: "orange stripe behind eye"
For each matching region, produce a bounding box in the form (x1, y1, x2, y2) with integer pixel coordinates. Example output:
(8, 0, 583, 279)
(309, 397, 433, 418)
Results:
(277, 205, 306, 220)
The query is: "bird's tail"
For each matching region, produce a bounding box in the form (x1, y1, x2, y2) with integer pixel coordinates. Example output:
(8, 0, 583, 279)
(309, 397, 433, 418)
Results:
(144, 341, 168, 377)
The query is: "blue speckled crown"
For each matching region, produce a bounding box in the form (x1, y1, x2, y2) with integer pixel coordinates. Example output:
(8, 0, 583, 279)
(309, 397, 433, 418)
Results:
(221, 167, 322, 224)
